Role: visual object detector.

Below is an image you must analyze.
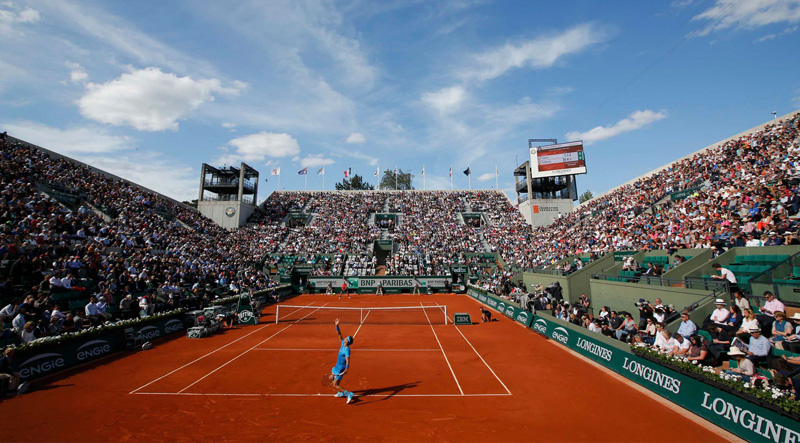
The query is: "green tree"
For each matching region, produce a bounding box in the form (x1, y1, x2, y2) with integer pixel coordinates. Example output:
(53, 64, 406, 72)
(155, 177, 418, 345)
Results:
(579, 190, 593, 203)
(378, 168, 414, 190)
(335, 174, 374, 190)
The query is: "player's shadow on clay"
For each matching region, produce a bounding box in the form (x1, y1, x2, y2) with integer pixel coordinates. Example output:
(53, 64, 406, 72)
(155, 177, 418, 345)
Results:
(351, 381, 421, 405)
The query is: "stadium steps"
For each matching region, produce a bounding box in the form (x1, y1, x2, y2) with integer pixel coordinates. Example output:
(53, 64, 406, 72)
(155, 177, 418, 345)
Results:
(463, 196, 472, 212)
(456, 213, 466, 226)
(479, 231, 492, 253)
(84, 201, 113, 222)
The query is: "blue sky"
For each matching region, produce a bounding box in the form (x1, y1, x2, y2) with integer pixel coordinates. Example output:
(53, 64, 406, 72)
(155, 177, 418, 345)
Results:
(1, 0, 799, 202)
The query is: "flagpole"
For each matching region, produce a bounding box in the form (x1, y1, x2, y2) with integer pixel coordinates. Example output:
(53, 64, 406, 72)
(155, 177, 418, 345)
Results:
(423, 165, 426, 190)
(450, 165, 453, 190)
(495, 164, 498, 190)
(322, 169, 325, 190)
(278, 169, 281, 190)
(468, 166, 471, 190)
(304, 173, 307, 190)
(395, 165, 398, 190)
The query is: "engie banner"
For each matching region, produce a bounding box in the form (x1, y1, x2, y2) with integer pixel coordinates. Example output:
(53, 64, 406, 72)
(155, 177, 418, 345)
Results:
(466, 286, 534, 328)
(530, 315, 800, 442)
(13, 313, 189, 381)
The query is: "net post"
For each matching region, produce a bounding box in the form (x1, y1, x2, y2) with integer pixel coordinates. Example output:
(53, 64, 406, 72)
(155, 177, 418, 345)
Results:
(360, 308, 363, 324)
(443, 305, 447, 325)
(275, 305, 279, 324)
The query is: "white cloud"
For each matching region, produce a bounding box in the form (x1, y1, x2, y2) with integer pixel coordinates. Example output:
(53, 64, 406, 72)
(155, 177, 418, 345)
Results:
(331, 147, 379, 166)
(754, 24, 799, 41)
(477, 172, 494, 181)
(0, 2, 39, 34)
(693, 0, 800, 36)
(297, 154, 335, 168)
(346, 132, 366, 143)
(65, 61, 88, 84)
(565, 109, 667, 145)
(78, 67, 245, 131)
(421, 85, 467, 114)
(218, 132, 301, 165)
(462, 24, 609, 82)
(1, 120, 133, 154)
(221, 122, 237, 132)
(82, 152, 198, 201)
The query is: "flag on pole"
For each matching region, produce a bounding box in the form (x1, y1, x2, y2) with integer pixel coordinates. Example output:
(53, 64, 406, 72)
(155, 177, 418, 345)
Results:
(344, 169, 349, 178)
(463, 167, 471, 176)
(374, 167, 379, 176)
(421, 166, 425, 176)
(449, 167, 452, 177)
(394, 167, 397, 176)
(271, 167, 281, 175)
(298, 167, 308, 175)
(317, 167, 324, 175)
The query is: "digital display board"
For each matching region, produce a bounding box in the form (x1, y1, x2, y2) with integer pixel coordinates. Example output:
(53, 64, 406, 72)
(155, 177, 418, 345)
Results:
(529, 141, 586, 179)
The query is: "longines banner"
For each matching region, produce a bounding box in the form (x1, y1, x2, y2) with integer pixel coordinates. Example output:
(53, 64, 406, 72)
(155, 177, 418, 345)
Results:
(530, 315, 799, 442)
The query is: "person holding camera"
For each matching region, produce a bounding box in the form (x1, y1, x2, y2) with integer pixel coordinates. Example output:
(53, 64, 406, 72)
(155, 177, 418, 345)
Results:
(635, 299, 654, 329)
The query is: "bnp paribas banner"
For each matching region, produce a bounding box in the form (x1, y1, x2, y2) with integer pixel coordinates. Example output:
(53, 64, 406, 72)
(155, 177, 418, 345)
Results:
(308, 276, 451, 293)
(465, 286, 534, 327)
(530, 315, 800, 442)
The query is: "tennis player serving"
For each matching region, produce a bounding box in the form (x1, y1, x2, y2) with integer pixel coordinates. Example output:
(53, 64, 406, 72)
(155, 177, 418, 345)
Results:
(327, 318, 355, 403)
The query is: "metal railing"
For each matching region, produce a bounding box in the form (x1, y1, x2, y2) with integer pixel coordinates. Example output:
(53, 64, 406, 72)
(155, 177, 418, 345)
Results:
(591, 273, 729, 298)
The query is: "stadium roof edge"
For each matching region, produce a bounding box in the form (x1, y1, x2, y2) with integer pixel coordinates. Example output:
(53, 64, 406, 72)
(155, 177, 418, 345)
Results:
(576, 108, 800, 210)
(7, 135, 191, 209)
(271, 189, 504, 193)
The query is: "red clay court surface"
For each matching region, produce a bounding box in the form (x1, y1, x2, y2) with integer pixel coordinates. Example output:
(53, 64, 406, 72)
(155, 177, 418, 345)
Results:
(0, 294, 732, 442)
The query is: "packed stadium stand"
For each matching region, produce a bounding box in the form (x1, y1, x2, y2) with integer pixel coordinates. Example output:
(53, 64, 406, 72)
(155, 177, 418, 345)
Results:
(2, 111, 800, 418)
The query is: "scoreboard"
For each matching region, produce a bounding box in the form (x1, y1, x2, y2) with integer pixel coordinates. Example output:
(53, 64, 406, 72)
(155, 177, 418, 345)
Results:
(529, 141, 587, 179)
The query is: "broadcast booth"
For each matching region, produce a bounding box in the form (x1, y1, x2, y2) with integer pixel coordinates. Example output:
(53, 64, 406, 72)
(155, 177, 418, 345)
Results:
(514, 139, 587, 228)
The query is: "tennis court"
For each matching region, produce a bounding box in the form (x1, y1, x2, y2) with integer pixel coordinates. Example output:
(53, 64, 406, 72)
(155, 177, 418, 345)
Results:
(0, 294, 733, 441)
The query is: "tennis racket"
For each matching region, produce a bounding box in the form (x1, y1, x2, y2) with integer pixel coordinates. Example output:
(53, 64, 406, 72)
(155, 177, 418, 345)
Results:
(321, 372, 335, 387)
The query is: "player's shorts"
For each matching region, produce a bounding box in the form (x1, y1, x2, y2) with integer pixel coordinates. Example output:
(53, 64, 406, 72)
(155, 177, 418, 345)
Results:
(332, 367, 345, 381)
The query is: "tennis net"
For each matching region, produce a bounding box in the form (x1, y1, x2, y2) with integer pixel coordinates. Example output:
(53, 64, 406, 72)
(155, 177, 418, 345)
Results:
(275, 304, 448, 325)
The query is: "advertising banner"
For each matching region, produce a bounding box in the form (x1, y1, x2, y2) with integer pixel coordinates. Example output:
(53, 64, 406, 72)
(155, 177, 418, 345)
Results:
(466, 286, 534, 327)
(13, 313, 189, 381)
(529, 315, 800, 441)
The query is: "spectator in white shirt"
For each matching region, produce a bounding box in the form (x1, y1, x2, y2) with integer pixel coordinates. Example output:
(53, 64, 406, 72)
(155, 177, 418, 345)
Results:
(95, 297, 112, 322)
(85, 296, 101, 325)
(669, 333, 691, 356)
(710, 263, 737, 284)
(708, 299, 730, 327)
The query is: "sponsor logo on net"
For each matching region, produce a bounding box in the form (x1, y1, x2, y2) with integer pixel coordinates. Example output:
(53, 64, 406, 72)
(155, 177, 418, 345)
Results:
(532, 318, 548, 334)
(575, 337, 613, 361)
(515, 311, 530, 323)
(239, 310, 254, 323)
(139, 326, 161, 341)
(621, 357, 681, 394)
(487, 298, 498, 308)
(551, 326, 569, 344)
(478, 294, 488, 303)
(19, 353, 65, 378)
(700, 392, 799, 442)
(497, 302, 506, 313)
(504, 305, 515, 317)
(76, 339, 112, 361)
(164, 319, 185, 333)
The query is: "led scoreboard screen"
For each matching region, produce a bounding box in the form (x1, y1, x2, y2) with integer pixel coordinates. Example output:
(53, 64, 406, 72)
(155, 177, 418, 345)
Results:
(529, 141, 586, 179)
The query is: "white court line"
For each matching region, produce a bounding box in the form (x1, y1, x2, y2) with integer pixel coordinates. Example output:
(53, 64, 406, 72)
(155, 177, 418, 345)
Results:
(353, 310, 371, 337)
(134, 392, 511, 397)
(176, 303, 330, 394)
(129, 303, 322, 394)
(251, 348, 439, 351)
(452, 317, 512, 395)
(420, 302, 463, 395)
